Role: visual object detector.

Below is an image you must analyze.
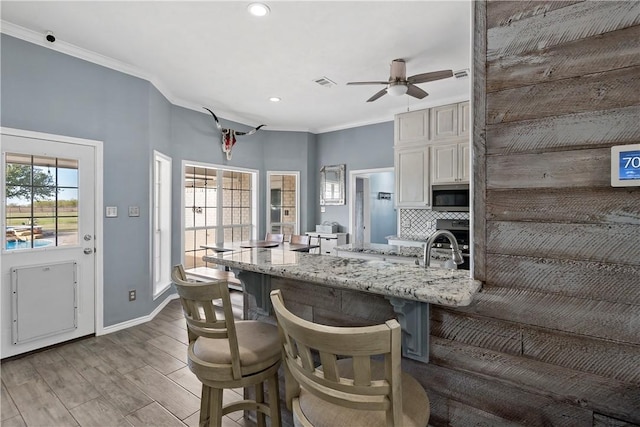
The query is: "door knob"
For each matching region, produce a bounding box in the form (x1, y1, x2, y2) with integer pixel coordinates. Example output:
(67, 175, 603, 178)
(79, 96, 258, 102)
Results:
(84, 234, 92, 241)
(84, 248, 93, 254)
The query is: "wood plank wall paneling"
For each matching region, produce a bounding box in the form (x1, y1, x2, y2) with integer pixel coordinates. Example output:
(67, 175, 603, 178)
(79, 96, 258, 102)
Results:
(462, 286, 640, 344)
(486, 106, 640, 155)
(485, 253, 640, 305)
(487, 147, 613, 189)
(429, 337, 640, 424)
(440, 1, 640, 426)
(486, 187, 640, 224)
(442, 1, 640, 424)
(486, 0, 584, 29)
(432, 307, 640, 385)
(487, 24, 640, 92)
(405, 358, 594, 426)
(486, 221, 640, 265)
(472, 0, 488, 282)
(521, 328, 640, 386)
(431, 309, 522, 356)
(487, 65, 640, 125)
(486, 1, 640, 61)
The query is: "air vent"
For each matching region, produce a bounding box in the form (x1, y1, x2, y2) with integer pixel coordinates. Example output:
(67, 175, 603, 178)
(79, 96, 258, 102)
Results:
(313, 77, 337, 87)
(454, 69, 469, 79)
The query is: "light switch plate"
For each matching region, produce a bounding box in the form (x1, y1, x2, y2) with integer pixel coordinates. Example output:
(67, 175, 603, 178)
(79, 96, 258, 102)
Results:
(128, 206, 140, 217)
(106, 206, 118, 218)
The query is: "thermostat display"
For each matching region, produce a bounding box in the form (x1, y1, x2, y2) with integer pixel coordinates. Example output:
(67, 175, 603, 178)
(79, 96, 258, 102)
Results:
(611, 144, 640, 187)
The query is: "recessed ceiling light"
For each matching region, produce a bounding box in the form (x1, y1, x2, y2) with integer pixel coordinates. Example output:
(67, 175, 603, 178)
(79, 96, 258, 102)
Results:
(269, 97, 281, 102)
(248, 3, 270, 17)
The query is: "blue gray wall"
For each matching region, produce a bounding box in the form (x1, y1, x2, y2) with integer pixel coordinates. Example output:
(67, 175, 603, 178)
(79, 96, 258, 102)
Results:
(1, 34, 393, 327)
(315, 123, 394, 231)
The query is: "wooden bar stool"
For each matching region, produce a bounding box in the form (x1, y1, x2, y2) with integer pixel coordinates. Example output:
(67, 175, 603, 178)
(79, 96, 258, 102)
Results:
(172, 265, 282, 427)
(270, 289, 430, 427)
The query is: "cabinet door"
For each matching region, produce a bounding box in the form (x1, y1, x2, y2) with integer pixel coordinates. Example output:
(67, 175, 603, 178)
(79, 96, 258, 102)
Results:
(395, 110, 428, 146)
(458, 101, 470, 137)
(431, 104, 458, 141)
(395, 146, 429, 207)
(459, 143, 470, 183)
(431, 143, 458, 184)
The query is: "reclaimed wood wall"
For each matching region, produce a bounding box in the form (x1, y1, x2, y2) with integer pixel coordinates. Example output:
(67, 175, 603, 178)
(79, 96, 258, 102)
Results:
(411, 1, 640, 425)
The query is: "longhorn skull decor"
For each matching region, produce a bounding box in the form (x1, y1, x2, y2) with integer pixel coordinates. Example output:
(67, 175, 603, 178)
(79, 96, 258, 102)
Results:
(203, 107, 265, 160)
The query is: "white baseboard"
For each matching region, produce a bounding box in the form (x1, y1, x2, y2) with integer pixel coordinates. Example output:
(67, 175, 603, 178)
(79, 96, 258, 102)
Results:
(98, 293, 180, 336)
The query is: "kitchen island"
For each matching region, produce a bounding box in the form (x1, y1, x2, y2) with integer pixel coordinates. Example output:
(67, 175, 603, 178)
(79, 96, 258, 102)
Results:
(203, 248, 481, 362)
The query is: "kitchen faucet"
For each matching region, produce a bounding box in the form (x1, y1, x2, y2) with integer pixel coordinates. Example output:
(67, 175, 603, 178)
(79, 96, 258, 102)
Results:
(423, 230, 464, 268)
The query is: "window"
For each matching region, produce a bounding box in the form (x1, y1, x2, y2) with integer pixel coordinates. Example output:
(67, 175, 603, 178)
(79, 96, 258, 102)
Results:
(4, 153, 78, 251)
(153, 151, 172, 297)
(267, 171, 299, 238)
(183, 163, 257, 270)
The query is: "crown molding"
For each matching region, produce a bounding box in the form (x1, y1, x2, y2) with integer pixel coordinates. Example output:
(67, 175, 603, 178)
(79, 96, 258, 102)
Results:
(2, 20, 451, 135)
(0, 20, 270, 129)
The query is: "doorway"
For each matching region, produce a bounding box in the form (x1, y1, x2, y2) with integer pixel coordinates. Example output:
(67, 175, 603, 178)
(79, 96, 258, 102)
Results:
(348, 167, 396, 244)
(1, 128, 102, 358)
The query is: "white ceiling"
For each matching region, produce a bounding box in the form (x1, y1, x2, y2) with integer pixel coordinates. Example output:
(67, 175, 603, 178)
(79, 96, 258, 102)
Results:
(1, 1, 471, 133)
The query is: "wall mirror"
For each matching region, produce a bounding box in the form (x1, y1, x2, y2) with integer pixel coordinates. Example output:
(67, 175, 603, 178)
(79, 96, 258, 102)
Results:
(320, 164, 345, 205)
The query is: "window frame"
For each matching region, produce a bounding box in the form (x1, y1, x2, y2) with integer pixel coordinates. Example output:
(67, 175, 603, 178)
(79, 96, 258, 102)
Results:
(181, 160, 258, 270)
(152, 150, 172, 298)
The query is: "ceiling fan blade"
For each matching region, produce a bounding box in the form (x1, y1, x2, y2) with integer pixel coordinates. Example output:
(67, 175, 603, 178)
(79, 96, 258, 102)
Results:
(407, 70, 453, 84)
(347, 81, 389, 86)
(366, 88, 388, 102)
(406, 84, 428, 99)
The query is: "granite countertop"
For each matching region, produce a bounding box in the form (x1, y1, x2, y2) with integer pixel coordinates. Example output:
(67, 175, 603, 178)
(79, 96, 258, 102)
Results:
(334, 243, 423, 258)
(203, 249, 481, 307)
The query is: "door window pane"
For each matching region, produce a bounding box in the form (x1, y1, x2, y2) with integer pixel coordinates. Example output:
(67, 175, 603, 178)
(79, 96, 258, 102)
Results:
(267, 172, 299, 238)
(184, 165, 255, 266)
(5, 153, 78, 251)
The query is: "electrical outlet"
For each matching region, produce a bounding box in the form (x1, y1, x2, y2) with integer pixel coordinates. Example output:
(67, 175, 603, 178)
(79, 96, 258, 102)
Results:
(401, 218, 411, 228)
(129, 290, 136, 301)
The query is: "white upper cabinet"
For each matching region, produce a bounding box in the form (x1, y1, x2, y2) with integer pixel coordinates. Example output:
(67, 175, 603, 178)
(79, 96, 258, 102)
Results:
(394, 101, 470, 206)
(395, 145, 430, 207)
(430, 104, 458, 141)
(395, 110, 429, 146)
(431, 142, 470, 184)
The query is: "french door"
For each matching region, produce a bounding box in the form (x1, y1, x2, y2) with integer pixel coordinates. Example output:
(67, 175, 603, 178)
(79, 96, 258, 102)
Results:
(1, 129, 99, 358)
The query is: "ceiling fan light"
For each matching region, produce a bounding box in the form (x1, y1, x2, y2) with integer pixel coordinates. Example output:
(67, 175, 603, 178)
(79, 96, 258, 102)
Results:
(387, 84, 408, 97)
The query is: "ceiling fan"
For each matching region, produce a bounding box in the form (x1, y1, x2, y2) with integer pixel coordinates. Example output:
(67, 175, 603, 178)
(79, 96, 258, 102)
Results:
(347, 59, 453, 102)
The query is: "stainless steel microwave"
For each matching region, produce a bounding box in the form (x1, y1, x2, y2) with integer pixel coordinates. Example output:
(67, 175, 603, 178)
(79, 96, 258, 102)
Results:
(431, 184, 470, 212)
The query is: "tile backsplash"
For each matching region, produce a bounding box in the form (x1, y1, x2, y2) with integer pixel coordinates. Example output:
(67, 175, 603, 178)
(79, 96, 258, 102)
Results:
(399, 209, 469, 238)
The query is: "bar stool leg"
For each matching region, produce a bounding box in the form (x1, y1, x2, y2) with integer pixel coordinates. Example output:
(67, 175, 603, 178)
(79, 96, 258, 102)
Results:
(199, 386, 211, 426)
(267, 373, 281, 427)
(255, 383, 266, 427)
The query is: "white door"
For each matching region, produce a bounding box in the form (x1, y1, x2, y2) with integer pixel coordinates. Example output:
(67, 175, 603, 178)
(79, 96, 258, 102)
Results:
(1, 131, 97, 358)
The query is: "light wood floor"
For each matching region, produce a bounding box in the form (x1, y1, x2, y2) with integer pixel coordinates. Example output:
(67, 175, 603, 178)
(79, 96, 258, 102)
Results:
(1, 292, 284, 427)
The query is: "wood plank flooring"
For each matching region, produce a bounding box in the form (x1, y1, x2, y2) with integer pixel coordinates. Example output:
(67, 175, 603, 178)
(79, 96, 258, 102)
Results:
(0, 292, 273, 427)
